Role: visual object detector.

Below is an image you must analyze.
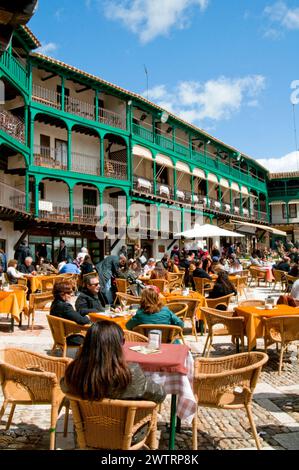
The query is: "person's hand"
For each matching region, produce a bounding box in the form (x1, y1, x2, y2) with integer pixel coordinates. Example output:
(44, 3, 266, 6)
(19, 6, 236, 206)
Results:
(31, 271, 37, 276)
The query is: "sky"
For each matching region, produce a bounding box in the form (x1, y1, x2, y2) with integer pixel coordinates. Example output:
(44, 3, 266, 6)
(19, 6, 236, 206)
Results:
(28, 0, 299, 172)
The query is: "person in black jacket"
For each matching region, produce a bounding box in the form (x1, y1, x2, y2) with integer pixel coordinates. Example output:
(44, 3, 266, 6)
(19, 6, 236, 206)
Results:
(209, 271, 237, 300)
(50, 280, 91, 346)
(75, 275, 105, 315)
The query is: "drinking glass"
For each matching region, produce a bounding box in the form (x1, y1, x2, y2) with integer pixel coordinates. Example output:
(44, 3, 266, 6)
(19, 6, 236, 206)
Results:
(104, 304, 110, 314)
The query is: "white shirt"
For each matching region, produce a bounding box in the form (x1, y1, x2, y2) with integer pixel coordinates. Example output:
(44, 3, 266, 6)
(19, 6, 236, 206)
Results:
(7, 266, 24, 280)
(291, 279, 299, 300)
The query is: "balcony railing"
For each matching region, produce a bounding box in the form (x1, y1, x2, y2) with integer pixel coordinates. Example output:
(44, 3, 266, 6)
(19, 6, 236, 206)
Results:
(0, 109, 25, 144)
(104, 160, 127, 180)
(72, 151, 100, 176)
(65, 96, 95, 120)
(38, 202, 70, 221)
(0, 181, 27, 213)
(34, 145, 67, 170)
(133, 176, 154, 194)
(157, 182, 173, 200)
(32, 84, 61, 109)
(99, 108, 126, 130)
(0, 50, 28, 90)
(73, 204, 100, 224)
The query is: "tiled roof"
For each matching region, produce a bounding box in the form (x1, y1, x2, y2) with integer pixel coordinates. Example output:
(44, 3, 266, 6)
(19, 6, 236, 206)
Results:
(30, 52, 268, 174)
(270, 171, 299, 179)
(20, 25, 41, 48)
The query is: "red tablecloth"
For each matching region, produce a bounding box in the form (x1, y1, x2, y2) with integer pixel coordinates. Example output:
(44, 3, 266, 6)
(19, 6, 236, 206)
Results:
(124, 342, 190, 375)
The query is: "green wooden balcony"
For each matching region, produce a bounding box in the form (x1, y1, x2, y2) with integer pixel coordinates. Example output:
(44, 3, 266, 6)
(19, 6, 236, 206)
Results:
(0, 51, 28, 92)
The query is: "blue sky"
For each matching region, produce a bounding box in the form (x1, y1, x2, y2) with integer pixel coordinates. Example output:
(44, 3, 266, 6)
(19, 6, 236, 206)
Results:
(28, 0, 299, 171)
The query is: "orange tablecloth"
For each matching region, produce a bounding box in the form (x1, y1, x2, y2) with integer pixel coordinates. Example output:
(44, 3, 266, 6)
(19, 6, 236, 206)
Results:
(235, 304, 299, 351)
(0, 291, 21, 322)
(162, 290, 207, 320)
(10, 289, 28, 316)
(28, 275, 60, 293)
(89, 312, 133, 330)
(257, 266, 274, 283)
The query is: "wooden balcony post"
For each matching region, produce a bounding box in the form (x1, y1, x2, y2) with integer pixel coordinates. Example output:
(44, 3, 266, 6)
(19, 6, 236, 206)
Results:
(34, 178, 39, 217)
(191, 174, 194, 204)
(24, 104, 29, 147)
(67, 127, 72, 171)
(29, 117, 34, 165)
(69, 187, 73, 222)
(100, 136, 104, 176)
(61, 76, 65, 112)
(25, 172, 29, 212)
(257, 192, 261, 219)
(153, 159, 157, 195)
(240, 192, 243, 216)
(230, 185, 233, 212)
(94, 90, 99, 121)
(173, 168, 177, 201)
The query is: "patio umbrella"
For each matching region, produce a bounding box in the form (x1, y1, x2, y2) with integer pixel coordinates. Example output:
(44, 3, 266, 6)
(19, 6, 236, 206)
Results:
(175, 223, 245, 238)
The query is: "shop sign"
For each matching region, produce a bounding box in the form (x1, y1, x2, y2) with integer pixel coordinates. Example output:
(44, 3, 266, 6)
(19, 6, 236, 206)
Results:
(58, 229, 82, 237)
(39, 200, 53, 212)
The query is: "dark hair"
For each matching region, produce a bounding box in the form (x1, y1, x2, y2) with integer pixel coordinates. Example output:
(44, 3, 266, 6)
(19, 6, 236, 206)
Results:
(215, 271, 236, 294)
(64, 321, 131, 400)
(53, 280, 73, 298)
(83, 254, 92, 264)
(84, 274, 99, 286)
(150, 262, 168, 280)
(202, 258, 211, 272)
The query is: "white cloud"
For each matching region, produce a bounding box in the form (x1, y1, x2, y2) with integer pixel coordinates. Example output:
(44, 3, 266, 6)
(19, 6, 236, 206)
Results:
(258, 151, 299, 172)
(103, 0, 209, 43)
(263, 1, 299, 38)
(144, 75, 266, 124)
(36, 42, 59, 55)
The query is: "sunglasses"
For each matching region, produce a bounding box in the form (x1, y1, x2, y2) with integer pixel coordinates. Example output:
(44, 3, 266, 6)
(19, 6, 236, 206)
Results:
(90, 282, 100, 286)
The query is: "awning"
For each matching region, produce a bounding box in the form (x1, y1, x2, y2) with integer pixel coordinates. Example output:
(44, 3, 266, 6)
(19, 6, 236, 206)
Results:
(288, 200, 299, 204)
(193, 168, 205, 179)
(219, 178, 229, 189)
(231, 182, 240, 192)
(176, 161, 191, 174)
(230, 220, 287, 236)
(207, 173, 218, 183)
(241, 186, 249, 195)
(155, 154, 174, 168)
(269, 201, 284, 206)
(132, 145, 153, 160)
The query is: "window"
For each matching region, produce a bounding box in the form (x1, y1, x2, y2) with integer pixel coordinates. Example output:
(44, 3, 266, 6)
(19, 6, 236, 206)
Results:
(55, 139, 67, 168)
(282, 204, 297, 219)
(40, 134, 50, 159)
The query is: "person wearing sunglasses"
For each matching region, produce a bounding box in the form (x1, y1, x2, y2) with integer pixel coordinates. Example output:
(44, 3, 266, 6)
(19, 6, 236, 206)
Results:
(75, 274, 105, 316)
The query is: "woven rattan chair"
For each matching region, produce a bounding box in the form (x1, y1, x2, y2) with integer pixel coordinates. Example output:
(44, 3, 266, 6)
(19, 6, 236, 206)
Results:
(115, 292, 141, 307)
(262, 315, 299, 374)
(165, 297, 200, 341)
(46, 315, 90, 357)
(17, 278, 27, 287)
(168, 273, 184, 290)
(200, 307, 245, 357)
(65, 394, 158, 450)
(193, 277, 214, 296)
(40, 277, 56, 292)
(192, 352, 268, 450)
(115, 278, 128, 293)
(28, 292, 53, 330)
(124, 330, 148, 342)
(133, 323, 185, 344)
(165, 302, 188, 318)
(249, 267, 267, 287)
(272, 269, 287, 292)
(0, 347, 71, 450)
(285, 274, 298, 293)
(206, 293, 234, 310)
(148, 279, 169, 293)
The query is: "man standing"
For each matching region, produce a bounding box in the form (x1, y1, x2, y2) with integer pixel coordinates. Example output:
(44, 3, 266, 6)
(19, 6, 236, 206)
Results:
(56, 240, 68, 264)
(96, 254, 127, 304)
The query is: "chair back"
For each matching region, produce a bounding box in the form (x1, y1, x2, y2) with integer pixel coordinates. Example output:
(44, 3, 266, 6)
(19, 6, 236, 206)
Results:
(148, 279, 169, 292)
(193, 352, 268, 408)
(133, 324, 184, 344)
(168, 272, 184, 289)
(273, 269, 287, 283)
(123, 330, 148, 342)
(40, 277, 56, 292)
(17, 278, 27, 286)
(165, 297, 200, 321)
(46, 315, 90, 356)
(206, 294, 234, 310)
(65, 394, 158, 450)
(115, 278, 128, 293)
(116, 292, 141, 306)
(193, 277, 214, 295)
(200, 307, 244, 337)
(285, 274, 298, 292)
(263, 315, 299, 345)
(165, 302, 188, 319)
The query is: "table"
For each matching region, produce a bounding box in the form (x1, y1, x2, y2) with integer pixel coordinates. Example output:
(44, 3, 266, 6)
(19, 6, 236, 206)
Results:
(258, 266, 274, 283)
(235, 304, 299, 351)
(89, 312, 133, 330)
(28, 275, 60, 293)
(0, 291, 22, 331)
(124, 342, 196, 450)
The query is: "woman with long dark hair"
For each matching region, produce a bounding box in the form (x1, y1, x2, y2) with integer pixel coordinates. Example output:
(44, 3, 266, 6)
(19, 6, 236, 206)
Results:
(62, 321, 165, 403)
(208, 271, 237, 299)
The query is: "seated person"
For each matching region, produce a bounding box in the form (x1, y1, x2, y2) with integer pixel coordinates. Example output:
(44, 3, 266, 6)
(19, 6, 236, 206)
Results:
(202, 257, 214, 275)
(289, 262, 299, 278)
(50, 280, 91, 346)
(80, 254, 95, 276)
(228, 254, 243, 274)
(290, 278, 299, 300)
(250, 253, 263, 266)
(18, 256, 37, 276)
(61, 321, 166, 406)
(59, 260, 81, 274)
(166, 259, 179, 273)
(75, 274, 105, 315)
(6, 259, 26, 284)
(143, 258, 156, 275)
(273, 256, 291, 273)
(150, 261, 170, 281)
(212, 257, 229, 274)
(209, 271, 237, 299)
(126, 287, 184, 331)
(36, 257, 58, 275)
(192, 260, 212, 280)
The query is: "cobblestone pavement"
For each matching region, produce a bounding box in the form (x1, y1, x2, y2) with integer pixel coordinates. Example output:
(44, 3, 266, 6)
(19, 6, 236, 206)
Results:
(0, 285, 299, 451)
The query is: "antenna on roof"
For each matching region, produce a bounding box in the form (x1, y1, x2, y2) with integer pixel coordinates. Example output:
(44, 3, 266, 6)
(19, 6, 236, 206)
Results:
(144, 64, 149, 100)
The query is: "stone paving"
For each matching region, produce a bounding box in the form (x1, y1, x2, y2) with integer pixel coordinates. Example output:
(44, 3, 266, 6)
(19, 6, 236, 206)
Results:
(0, 285, 299, 451)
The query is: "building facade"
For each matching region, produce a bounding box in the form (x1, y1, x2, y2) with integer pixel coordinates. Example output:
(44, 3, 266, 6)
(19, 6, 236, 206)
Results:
(0, 26, 285, 262)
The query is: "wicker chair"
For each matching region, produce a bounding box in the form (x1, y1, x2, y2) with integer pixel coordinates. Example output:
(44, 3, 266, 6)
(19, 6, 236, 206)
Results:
(65, 394, 158, 450)
(46, 315, 90, 357)
(285, 274, 298, 293)
(166, 302, 188, 318)
(148, 279, 169, 293)
(27, 292, 53, 330)
(168, 273, 184, 290)
(249, 267, 267, 287)
(272, 270, 287, 292)
(262, 315, 299, 374)
(124, 330, 148, 342)
(206, 293, 234, 310)
(192, 352, 268, 450)
(165, 297, 201, 341)
(193, 277, 214, 296)
(133, 324, 185, 344)
(0, 347, 71, 450)
(17, 278, 27, 287)
(200, 307, 245, 357)
(115, 292, 141, 307)
(40, 277, 56, 292)
(115, 278, 128, 293)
